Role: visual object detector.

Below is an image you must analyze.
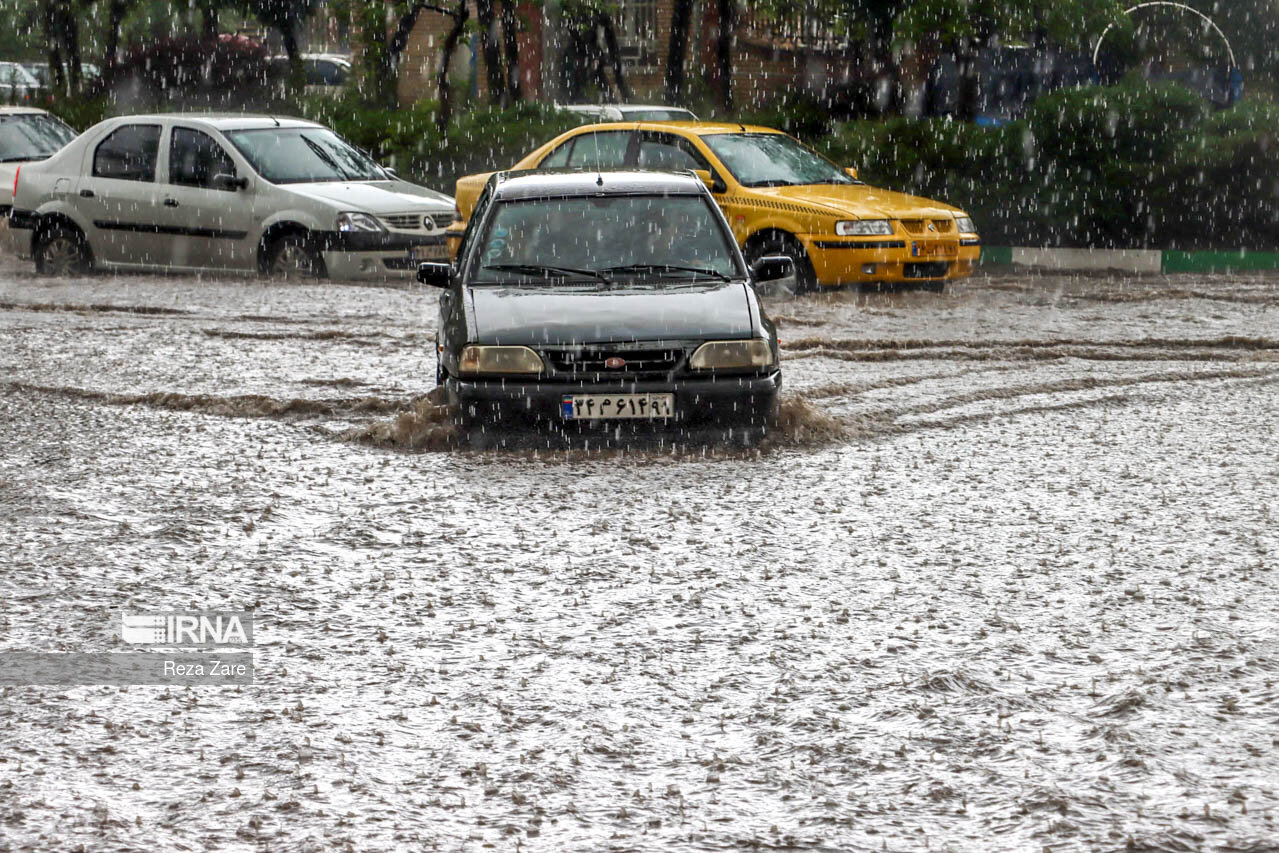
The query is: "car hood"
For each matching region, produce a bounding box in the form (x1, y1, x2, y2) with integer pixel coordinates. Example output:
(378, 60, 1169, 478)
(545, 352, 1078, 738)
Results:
(283, 179, 454, 213)
(467, 280, 756, 346)
(759, 183, 964, 220)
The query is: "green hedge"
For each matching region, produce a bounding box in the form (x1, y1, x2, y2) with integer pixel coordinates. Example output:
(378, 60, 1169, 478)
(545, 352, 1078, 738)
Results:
(815, 81, 1279, 250)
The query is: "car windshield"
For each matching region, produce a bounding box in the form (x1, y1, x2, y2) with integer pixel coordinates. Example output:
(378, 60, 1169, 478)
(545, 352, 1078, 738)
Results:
(621, 109, 695, 121)
(0, 62, 37, 87)
(703, 132, 854, 187)
(0, 114, 77, 162)
(223, 127, 386, 184)
(474, 194, 742, 283)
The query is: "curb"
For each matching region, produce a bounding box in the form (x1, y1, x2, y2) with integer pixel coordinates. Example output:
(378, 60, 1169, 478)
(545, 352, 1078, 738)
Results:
(981, 247, 1279, 274)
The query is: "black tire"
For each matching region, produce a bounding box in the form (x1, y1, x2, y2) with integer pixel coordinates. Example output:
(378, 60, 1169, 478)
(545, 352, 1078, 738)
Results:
(744, 232, 817, 295)
(923, 280, 946, 294)
(34, 224, 92, 276)
(264, 233, 324, 280)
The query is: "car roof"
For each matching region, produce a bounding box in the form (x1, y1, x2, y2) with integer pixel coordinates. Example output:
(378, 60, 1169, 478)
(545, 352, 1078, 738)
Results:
(565, 120, 784, 136)
(99, 113, 323, 132)
(0, 107, 54, 116)
(491, 169, 708, 200)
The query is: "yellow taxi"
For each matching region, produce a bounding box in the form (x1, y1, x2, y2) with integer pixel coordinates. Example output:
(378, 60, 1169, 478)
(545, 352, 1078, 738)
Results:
(448, 122, 979, 291)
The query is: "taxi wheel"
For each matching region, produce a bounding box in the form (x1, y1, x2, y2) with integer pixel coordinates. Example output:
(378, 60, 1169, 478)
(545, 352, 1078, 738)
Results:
(34, 225, 92, 276)
(265, 234, 325, 279)
(746, 234, 816, 295)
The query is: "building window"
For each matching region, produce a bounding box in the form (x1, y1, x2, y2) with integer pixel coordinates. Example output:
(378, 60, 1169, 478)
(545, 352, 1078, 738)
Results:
(616, 0, 658, 69)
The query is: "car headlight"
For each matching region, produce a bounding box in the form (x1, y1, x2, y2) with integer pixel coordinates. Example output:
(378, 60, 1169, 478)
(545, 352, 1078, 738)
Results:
(459, 345, 544, 376)
(336, 211, 385, 232)
(836, 219, 893, 236)
(955, 216, 977, 233)
(689, 339, 775, 370)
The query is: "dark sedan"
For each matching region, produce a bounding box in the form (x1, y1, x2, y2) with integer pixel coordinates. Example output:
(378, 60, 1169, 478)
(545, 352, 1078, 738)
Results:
(417, 170, 791, 441)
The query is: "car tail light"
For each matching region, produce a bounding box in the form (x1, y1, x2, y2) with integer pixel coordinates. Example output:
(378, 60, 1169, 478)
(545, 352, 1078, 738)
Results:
(12, 165, 19, 198)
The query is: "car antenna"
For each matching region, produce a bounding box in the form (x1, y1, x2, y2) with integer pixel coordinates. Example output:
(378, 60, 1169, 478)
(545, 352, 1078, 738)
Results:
(596, 173, 604, 187)
(739, 123, 746, 132)
(271, 116, 280, 127)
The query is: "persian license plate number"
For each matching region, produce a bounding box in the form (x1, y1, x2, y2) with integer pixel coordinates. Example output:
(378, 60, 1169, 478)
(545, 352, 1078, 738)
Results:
(913, 241, 957, 258)
(411, 243, 450, 260)
(561, 393, 674, 420)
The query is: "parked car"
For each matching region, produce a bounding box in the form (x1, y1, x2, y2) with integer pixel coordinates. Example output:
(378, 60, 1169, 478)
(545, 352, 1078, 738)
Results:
(557, 103, 698, 123)
(19, 62, 101, 90)
(0, 107, 77, 256)
(0, 62, 40, 104)
(448, 122, 979, 292)
(269, 54, 351, 95)
(8, 113, 457, 279)
(419, 169, 791, 439)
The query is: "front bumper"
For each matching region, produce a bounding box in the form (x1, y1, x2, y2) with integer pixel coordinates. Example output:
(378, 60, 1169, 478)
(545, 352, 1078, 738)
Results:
(802, 234, 981, 286)
(444, 371, 782, 427)
(317, 232, 450, 280)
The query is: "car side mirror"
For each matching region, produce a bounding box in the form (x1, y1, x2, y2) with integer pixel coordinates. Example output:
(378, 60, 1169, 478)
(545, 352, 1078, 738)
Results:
(383, 166, 398, 178)
(691, 168, 726, 194)
(214, 174, 248, 191)
(751, 255, 793, 283)
(845, 166, 859, 180)
(417, 261, 452, 288)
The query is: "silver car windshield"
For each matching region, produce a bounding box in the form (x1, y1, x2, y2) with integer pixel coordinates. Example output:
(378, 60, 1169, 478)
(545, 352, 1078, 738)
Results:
(474, 194, 743, 284)
(0, 114, 77, 162)
(224, 127, 386, 184)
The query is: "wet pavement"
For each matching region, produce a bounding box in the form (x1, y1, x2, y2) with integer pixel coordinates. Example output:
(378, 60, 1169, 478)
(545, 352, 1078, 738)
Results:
(1, 260, 1277, 852)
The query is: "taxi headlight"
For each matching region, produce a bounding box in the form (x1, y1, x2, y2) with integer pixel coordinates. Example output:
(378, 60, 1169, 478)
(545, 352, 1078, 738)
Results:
(836, 219, 893, 236)
(689, 339, 775, 370)
(459, 345, 544, 375)
(955, 216, 977, 233)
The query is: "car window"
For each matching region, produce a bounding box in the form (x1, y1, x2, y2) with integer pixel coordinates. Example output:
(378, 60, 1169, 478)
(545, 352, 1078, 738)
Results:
(92, 124, 161, 182)
(475, 194, 742, 281)
(636, 132, 706, 171)
(702, 133, 853, 188)
(622, 109, 696, 121)
(564, 131, 632, 169)
(169, 127, 237, 190)
(0, 113, 76, 162)
(540, 140, 573, 168)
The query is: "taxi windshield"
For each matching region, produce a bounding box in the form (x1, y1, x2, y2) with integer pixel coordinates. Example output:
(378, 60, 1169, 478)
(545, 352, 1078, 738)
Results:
(703, 133, 855, 188)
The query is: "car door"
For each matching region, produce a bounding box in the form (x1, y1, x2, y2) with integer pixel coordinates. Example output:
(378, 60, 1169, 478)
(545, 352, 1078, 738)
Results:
(75, 123, 165, 266)
(158, 125, 255, 270)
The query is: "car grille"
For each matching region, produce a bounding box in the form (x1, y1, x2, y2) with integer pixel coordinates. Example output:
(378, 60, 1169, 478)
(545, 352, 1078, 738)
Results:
(900, 218, 954, 235)
(380, 212, 458, 232)
(903, 261, 949, 279)
(544, 346, 685, 380)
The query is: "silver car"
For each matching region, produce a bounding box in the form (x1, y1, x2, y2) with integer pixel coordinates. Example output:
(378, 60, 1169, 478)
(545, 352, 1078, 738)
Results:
(8, 113, 457, 279)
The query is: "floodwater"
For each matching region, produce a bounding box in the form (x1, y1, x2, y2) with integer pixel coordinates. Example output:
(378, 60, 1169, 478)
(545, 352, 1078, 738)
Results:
(1, 261, 1277, 852)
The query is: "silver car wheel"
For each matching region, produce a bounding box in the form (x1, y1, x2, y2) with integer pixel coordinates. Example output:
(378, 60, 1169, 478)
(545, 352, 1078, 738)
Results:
(266, 236, 322, 279)
(36, 227, 90, 276)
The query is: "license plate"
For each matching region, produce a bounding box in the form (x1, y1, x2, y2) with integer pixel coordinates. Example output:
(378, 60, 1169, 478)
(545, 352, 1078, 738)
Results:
(411, 243, 450, 260)
(912, 241, 957, 258)
(561, 393, 674, 420)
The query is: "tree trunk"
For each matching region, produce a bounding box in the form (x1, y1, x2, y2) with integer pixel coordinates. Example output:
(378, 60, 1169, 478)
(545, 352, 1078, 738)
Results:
(663, 0, 692, 105)
(199, 1, 219, 41)
(104, 0, 128, 71)
(436, 0, 469, 129)
(42, 1, 65, 99)
(280, 23, 305, 99)
(500, 0, 522, 102)
(475, 0, 506, 104)
(715, 0, 735, 113)
(597, 13, 630, 101)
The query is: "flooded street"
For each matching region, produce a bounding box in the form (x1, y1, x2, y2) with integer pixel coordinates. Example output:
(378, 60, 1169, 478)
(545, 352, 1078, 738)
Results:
(1, 262, 1277, 852)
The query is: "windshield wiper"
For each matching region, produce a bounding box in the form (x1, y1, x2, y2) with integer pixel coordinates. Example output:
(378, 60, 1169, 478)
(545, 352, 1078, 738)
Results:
(600, 264, 730, 281)
(482, 263, 611, 282)
(747, 179, 800, 187)
(301, 135, 352, 180)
